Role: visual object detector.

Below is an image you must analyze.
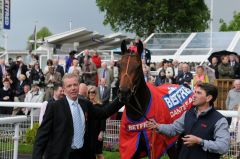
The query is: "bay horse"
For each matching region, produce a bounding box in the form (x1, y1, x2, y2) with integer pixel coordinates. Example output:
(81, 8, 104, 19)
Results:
(118, 40, 193, 159)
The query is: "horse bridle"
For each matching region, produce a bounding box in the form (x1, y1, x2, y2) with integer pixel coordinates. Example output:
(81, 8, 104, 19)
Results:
(119, 53, 149, 121)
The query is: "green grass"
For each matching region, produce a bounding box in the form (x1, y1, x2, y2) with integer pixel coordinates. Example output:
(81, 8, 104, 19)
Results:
(18, 143, 33, 154)
(103, 151, 169, 159)
(17, 144, 170, 159)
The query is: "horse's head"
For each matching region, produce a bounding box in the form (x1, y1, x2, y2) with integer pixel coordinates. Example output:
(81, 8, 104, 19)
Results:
(118, 40, 144, 103)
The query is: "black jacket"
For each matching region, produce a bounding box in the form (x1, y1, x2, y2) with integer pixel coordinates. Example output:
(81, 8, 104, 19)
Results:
(55, 65, 65, 77)
(32, 97, 123, 159)
(176, 72, 193, 85)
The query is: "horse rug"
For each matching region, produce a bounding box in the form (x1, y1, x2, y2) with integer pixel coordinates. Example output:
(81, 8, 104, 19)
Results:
(119, 83, 193, 159)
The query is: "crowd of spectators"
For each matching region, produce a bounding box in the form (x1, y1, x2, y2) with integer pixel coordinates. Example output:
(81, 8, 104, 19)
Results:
(1, 44, 240, 158)
(1, 48, 240, 115)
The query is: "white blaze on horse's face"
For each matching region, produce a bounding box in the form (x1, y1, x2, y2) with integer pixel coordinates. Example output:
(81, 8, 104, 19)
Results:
(118, 53, 142, 101)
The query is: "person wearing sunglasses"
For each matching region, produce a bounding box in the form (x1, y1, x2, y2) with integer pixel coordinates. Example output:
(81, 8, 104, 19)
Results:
(88, 85, 106, 159)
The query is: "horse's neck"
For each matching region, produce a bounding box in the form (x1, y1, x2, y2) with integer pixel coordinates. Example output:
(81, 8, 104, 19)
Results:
(126, 82, 150, 121)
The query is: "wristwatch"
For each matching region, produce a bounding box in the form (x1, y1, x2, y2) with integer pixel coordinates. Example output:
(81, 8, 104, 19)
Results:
(200, 139, 204, 147)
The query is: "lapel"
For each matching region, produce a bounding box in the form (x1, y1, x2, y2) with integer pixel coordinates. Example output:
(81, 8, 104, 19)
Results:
(62, 97, 74, 130)
(78, 98, 88, 121)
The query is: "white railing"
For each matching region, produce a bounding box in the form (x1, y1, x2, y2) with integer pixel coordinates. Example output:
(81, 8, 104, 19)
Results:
(104, 110, 240, 158)
(0, 102, 239, 158)
(0, 102, 41, 129)
(0, 116, 27, 159)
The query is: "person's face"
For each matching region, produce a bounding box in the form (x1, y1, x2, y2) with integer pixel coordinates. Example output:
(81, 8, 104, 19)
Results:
(24, 86, 30, 93)
(72, 59, 78, 66)
(229, 55, 235, 62)
(193, 87, 211, 107)
(53, 59, 58, 65)
(196, 67, 204, 75)
(3, 81, 10, 88)
(222, 56, 229, 64)
(55, 87, 64, 99)
(182, 64, 188, 72)
(212, 57, 218, 64)
(32, 85, 39, 92)
(102, 63, 107, 69)
(35, 64, 39, 69)
(63, 77, 79, 101)
(160, 71, 165, 76)
(88, 89, 96, 101)
(234, 80, 240, 90)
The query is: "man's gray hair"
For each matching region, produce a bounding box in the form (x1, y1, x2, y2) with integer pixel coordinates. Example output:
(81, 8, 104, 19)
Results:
(62, 73, 79, 85)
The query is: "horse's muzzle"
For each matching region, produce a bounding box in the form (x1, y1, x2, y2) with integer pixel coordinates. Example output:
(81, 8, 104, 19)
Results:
(118, 87, 131, 103)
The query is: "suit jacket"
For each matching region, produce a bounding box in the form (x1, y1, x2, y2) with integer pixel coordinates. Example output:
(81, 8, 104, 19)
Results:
(97, 86, 110, 104)
(15, 80, 29, 96)
(97, 68, 113, 87)
(176, 72, 193, 85)
(9, 62, 28, 78)
(33, 96, 123, 159)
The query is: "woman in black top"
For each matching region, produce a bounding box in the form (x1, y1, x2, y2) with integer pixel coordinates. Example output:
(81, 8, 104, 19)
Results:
(87, 85, 106, 159)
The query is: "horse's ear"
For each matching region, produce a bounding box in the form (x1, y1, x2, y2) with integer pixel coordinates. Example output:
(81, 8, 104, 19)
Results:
(121, 40, 128, 55)
(137, 40, 143, 58)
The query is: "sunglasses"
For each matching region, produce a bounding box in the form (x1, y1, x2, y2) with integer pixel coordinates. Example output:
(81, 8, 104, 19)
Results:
(88, 91, 96, 94)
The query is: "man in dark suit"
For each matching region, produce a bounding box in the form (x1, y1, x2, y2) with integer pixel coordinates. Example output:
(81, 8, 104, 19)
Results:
(53, 59, 65, 77)
(176, 63, 193, 88)
(229, 54, 240, 79)
(97, 78, 110, 105)
(33, 73, 123, 159)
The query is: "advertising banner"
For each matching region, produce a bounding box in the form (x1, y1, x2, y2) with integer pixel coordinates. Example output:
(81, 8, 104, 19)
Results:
(3, 0, 10, 29)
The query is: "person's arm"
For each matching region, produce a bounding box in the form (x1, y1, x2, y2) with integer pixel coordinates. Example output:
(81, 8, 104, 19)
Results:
(147, 112, 186, 136)
(201, 117, 230, 154)
(225, 91, 230, 110)
(32, 102, 54, 159)
(157, 111, 185, 136)
(98, 112, 106, 141)
(90, 97, 124, 119)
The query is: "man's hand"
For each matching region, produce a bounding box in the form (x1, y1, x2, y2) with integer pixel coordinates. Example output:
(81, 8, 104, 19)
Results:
(146, 119, 159, 130)
(98, 131, 103, 141)
(182, 135, 202, 147)
(3, 96, 9, 100)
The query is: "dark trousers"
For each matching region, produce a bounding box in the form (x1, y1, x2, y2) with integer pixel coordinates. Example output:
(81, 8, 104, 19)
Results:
(69, 148, 85, 159)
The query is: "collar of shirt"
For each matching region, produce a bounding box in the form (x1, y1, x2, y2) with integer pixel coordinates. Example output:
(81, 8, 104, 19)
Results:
(194, 106, 212, 117)
(66, 96, 78, 107)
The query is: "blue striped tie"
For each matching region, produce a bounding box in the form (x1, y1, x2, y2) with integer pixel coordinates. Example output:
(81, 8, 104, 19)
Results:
(72, 102, 83, 149)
